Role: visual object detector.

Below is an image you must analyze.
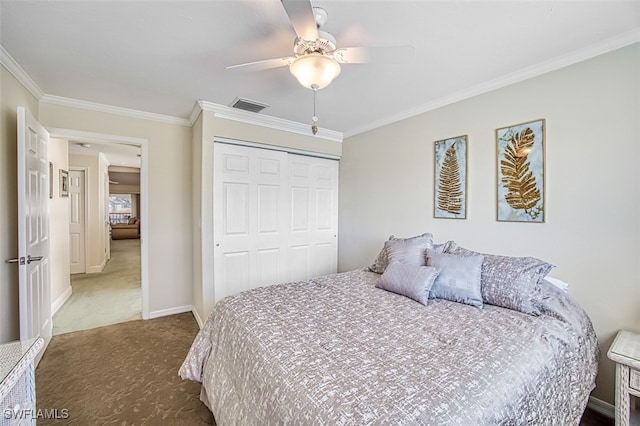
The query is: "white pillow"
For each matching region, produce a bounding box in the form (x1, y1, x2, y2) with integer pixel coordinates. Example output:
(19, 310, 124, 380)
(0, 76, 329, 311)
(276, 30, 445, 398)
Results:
(544, 276, 569, 292)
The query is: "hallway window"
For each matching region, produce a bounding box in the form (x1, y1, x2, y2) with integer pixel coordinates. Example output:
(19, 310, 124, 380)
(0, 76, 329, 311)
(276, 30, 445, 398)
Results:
(109, 194, 131, 224)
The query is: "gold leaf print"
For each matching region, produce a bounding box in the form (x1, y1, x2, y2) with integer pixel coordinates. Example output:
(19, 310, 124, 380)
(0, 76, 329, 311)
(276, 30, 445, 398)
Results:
(500, 128, 541, 219)
(437, 142, 463, 215)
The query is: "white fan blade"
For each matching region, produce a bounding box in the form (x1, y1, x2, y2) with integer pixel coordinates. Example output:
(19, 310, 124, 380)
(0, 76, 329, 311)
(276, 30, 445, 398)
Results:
(281, 0, 318, 42)
(227, 57, 294, 72)
(333, 46, 415, 64)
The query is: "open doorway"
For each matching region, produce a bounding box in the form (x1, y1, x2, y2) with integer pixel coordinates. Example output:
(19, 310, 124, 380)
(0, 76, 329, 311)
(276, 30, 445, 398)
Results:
(48, 129, 149, 334)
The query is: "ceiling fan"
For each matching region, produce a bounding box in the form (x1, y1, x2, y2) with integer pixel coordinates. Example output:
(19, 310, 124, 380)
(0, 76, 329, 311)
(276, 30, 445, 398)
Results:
(227, 0, 415, 91)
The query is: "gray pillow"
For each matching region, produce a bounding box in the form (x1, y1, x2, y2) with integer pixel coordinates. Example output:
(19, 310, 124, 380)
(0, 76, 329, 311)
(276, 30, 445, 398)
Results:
(368, 233, 434, 274)
(426, 250, 484, 308)
(376, 261, 440, 306)
(444, 242, 554, 315)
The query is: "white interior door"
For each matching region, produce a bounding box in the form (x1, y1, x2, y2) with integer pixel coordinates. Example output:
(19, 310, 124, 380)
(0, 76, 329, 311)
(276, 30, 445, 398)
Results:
(213, 142, 338, 302)
(289, 154, 339, 281)
(69, 170, 86, 274)
(214, 143, 290, 301)
(16, 107, 51, 360)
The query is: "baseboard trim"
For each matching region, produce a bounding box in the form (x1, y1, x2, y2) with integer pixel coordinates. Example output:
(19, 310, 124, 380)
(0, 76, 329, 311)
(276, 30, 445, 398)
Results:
(86, 259, 106, 274)
(51, 286, 72, 316)
(191, 306, 204, 329)
(149, 305, 193, 319)
(588, 396, 615, 418)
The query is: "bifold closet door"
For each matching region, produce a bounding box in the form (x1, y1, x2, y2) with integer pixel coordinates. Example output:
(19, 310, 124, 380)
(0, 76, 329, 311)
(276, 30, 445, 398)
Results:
(213, 143, 338, 301)
(289, 154, 338, 282)
(214, 144, 290, 301)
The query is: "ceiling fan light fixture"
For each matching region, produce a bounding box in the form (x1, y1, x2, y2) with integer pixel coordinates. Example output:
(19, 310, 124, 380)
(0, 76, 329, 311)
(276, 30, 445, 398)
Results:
(289, 53, 341, 90)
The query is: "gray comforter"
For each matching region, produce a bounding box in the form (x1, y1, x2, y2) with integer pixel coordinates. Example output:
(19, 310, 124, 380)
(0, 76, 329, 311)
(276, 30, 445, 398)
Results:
(180, 269, 599, 425)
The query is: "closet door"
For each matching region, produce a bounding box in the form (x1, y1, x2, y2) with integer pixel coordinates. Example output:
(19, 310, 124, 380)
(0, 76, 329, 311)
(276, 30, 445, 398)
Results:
(213, 142, 339, 301)
(289, 154, 339, 281)
(214, 144, 290, 301)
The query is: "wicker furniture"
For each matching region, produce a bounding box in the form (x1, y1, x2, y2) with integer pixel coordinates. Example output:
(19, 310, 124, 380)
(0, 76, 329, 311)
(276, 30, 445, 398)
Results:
(0, 338, 44, 426)
(607, 330, 640, 426)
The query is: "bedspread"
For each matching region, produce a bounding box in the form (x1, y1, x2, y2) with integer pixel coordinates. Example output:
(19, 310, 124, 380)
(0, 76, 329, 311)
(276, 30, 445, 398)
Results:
(180, 269, 599, 425)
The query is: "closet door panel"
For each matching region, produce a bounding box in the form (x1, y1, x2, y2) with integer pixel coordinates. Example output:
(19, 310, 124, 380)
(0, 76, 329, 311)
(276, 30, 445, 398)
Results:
(291, 187, 311, 232)
(214, 144, 289, 300)
(257, 248, 281, 286)
(290, 245, 310, 282)
(257, 184, 279, 234)
(219, 251, 250, 301)
(289, 154, 338, 279)
(223, 183, 249, 236)
(214, 143, 338, 302)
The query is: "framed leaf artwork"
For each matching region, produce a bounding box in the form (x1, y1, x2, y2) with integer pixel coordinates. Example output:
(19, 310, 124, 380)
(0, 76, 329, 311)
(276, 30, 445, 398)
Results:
(496, 119, 545, 222)
(434, 135, 467, 219)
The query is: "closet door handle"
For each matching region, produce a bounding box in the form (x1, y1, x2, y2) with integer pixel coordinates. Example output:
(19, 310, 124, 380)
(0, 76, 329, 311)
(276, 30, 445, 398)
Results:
(26, 255, 43, 264)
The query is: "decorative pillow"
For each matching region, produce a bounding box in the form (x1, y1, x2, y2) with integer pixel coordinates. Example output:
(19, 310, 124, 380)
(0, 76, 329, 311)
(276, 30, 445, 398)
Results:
(376, 261, 440, 306)
(444, 242, 555, 314)
(426, 250, 484, 308)
(368, 233, 434, 274)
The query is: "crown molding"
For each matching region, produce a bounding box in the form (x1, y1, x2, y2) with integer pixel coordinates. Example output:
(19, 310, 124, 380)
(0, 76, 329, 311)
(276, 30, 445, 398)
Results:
(0, 45, 44, 100)
(344, 29, 640, 138)
(195, 101, 343, 143)
(40, 94, 191, 127)
(2, 43, 341, 140)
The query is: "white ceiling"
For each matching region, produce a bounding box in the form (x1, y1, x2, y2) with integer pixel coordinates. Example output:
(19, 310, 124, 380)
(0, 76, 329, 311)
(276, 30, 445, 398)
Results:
(1, 1, 639, 137)
(67, 140, 141, 168)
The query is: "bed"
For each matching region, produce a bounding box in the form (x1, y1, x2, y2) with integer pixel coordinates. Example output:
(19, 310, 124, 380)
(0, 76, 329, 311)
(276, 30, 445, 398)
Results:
(180, 238, 599, 425)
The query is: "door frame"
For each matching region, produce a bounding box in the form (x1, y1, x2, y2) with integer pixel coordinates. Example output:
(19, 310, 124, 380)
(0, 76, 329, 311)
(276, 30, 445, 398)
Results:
(49, 128, 150, 320)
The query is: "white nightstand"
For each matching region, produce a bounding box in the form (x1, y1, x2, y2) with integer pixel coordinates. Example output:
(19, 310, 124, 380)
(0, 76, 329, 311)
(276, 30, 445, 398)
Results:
(608, 330, 640, 426)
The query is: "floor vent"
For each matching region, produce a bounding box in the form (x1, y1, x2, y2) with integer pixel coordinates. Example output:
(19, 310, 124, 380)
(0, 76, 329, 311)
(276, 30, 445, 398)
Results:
(230, 97, 269, 113)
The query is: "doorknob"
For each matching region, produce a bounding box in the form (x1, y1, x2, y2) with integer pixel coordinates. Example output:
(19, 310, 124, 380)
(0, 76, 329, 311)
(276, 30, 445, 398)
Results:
(26, 255, 43, 264)
(5, 257, 25, 265)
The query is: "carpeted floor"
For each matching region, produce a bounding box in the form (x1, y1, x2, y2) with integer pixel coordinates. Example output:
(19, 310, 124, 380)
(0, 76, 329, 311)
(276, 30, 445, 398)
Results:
(53, 239, 142, 335)
(36, 312, 214, 425)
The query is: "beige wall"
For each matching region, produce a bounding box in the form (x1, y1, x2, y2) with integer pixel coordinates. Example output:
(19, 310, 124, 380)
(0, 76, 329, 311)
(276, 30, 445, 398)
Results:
(0, 65, 40, 342)
(38, 103, 193, 317)
(49, 138, 71, 309)
(339, 43, 640, 405)
(191, 112, 204, 324)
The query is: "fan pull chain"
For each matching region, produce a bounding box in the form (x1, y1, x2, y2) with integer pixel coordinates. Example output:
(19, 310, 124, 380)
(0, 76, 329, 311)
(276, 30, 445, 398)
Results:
(311, 84, 319, 135)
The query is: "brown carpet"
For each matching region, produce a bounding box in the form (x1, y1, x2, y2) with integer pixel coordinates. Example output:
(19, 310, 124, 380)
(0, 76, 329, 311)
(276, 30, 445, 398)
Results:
(36, 312, 214, 425)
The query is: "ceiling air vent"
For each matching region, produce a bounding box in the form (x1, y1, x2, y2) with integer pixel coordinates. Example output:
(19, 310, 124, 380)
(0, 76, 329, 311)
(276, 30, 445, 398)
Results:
(230, 97, 269, 113)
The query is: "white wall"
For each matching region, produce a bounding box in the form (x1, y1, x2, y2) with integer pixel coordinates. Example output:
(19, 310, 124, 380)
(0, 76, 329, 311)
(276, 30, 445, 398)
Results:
(49, 138, 71, 311)
(339, 43, 640, 405)
(0, 65, 40, 342)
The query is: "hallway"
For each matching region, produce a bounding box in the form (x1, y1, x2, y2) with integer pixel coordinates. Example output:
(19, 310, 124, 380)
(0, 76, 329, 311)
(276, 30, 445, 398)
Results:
(53, 238, 142, 335)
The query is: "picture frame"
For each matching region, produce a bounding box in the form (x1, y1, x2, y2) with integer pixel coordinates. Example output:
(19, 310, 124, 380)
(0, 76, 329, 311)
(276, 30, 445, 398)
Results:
(59, 169, 69, 197)
(434, 135, 467, 219)
(496, 118, 545, 223)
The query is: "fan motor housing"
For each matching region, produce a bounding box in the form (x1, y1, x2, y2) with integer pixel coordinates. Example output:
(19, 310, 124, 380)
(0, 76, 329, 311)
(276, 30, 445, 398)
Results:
(293, 30, 337, 56)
